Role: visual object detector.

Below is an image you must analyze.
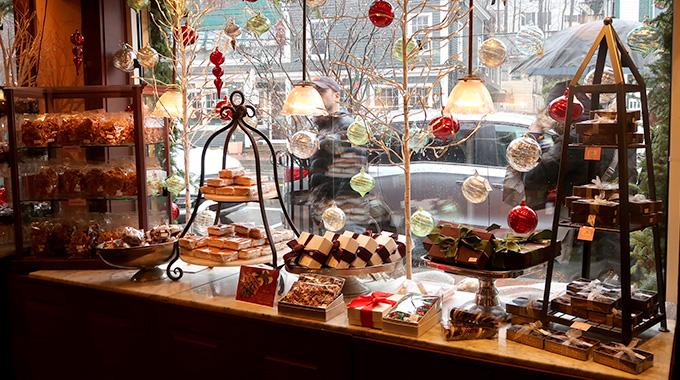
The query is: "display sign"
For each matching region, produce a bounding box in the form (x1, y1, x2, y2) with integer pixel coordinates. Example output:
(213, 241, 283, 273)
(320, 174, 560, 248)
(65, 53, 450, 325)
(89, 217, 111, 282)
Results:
(235, 266, 279, 307)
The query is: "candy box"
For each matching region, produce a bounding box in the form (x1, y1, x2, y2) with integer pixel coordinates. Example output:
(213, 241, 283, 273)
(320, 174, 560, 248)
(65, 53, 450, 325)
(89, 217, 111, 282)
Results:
(573, 184, 618, 200)
(347, 292, 405, 329)
(543, 330, 600, 361)
(510, 314, 539, 325)
(593, 345, 654, 374)
(505, 297, 543, 319)
(565, 195, 581, 210)
(566, 278, 595, 293)
(631, 289, 658, 313)
(382, 293, 442, 337)
(571, 290, 620, 313)
(587, 309, 643, 328)
(277, 276, 346, 321)
(506, 323, 554, 349)
(425, 223, 496, 269)
(628, 197, 662, 214)
(491, 238, 557, 270)
(574, 119, 636, 135)
(629, 212, 663, 226)
(550, 294, 573, 315)
(590, 109, 641, 123)
(570, 212, 618, 227)
(570, 198, 619, 217)
(577, 133, 644, 145)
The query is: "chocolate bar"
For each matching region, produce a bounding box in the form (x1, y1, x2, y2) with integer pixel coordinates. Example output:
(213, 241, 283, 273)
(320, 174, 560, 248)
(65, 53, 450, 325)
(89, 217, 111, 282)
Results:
(219, 167, 245, 178)
(208, 224, 235, 236)
(206, 178, 234, 187)
(179, 235, 207, 249)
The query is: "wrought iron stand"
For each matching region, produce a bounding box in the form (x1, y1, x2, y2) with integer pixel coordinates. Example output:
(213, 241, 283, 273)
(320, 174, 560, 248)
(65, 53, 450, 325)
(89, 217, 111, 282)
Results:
(166, 90, 299, 281)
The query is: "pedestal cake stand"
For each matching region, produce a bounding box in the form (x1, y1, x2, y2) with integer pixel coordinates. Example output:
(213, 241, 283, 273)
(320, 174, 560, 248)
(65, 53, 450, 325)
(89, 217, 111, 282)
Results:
(423, 258, 547, 322)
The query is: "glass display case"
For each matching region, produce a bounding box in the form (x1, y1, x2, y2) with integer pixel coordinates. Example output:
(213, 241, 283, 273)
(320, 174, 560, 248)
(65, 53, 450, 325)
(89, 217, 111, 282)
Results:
(2, 85, 171, 270)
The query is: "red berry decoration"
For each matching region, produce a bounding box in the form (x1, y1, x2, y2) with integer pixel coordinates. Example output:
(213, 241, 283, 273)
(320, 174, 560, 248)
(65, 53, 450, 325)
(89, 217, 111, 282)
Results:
(429, 114, 459, 141)
(180, 22, 198, 46)
(507, 200, 538, 234)
(210, 47, 225, 98)
(369, 0, 394, 28)
(216, 98, 232, 120)
(70, 29, 84, 75)
(548, 89, 584, 125)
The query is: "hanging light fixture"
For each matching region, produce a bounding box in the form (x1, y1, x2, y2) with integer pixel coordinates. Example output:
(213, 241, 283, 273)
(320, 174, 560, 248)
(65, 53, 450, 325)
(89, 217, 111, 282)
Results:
(280, 0, 328, 116)
(443, 0, 496, 115)
(151, 84, 184, 119)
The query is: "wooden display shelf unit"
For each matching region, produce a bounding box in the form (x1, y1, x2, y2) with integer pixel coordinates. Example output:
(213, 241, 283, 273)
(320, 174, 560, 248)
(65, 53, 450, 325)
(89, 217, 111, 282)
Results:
(540, 19, 668, 344)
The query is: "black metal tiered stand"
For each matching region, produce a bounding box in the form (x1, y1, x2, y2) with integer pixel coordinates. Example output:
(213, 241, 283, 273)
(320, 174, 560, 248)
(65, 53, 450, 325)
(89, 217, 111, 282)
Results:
(540, 18, 667, 344)
(166, 90, 299, 281)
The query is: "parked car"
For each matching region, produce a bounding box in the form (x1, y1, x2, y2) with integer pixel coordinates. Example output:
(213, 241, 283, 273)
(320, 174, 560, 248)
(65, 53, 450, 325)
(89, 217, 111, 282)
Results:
(367, 110, 552, 230)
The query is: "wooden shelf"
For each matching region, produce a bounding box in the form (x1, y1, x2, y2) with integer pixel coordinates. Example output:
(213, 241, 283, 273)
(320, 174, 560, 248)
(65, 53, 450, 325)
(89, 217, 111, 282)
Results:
(204, 191, 278, 203)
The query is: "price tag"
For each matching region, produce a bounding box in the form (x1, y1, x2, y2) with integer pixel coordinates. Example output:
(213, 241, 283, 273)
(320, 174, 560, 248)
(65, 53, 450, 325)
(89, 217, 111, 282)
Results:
(584, 147, 601, 161)
(577, 226, 596, 241)
(68, 198, 87, 206)
(570, 321, 592, 331)
(484, 178, 493, 192)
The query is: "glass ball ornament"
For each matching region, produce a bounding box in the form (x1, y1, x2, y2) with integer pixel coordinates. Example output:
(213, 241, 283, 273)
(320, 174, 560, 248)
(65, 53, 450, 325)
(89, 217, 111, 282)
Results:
(247, 12, 271, 38)
(193, 209, 216, 236)
(306, 0, 328, 7)
(215, 98, 233, 120)
(165, 175, 185, 197)
(322, 202, 346, 232)
(429, 114, 459, 142)
(515, 25, 545, 56)
(112, 46, 137, 73)
(462, 170, 491, 204)
(288, 131, 319, 159)
(626, 21, 661, 58)
(210, 48, 225, 65)
(410, 207, 436, 237)
(479, 37, 507, 68)
(224, 21, 242, 39)
(507, 200, 538, 234)
(350, 167, 375, 197)
(393, 37, 418, 63)
(369, 0, 394, 28)
(136, 44, 159, 69)
(506, 135, 541, 172)
(548, 89, 584, 125)
(347, 117, 370, 146)
(126, 0, 149, 12)
(409, 127, 429, 152)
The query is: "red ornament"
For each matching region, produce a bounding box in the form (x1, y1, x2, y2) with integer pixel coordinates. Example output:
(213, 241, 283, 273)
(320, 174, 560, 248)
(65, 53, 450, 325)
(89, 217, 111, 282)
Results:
(210, 47, 224, 98)
(548, 89, 584, 125)
(369, 0, 394, 28)
(70, 29, 85, 46)
(70, 29, 84, 75)
(210, 47, 225, 65)
(171, 203, 180, 221)
(429, 114, 459, 141)
(507, 200, 538, 234)
(216, 98, 232, 120)
(180, 23, 198, 46)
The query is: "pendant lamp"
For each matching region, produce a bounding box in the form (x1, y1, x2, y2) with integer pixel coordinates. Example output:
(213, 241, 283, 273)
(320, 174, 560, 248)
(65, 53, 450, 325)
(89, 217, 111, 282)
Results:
(151, 84, 184, 119)
(280, 0, 328, 116)
(443, 0, 496, 115)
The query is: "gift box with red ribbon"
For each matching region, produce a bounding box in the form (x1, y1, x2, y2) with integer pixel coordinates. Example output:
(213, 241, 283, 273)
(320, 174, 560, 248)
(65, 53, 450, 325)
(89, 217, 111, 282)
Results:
(347, 292, 405, 329)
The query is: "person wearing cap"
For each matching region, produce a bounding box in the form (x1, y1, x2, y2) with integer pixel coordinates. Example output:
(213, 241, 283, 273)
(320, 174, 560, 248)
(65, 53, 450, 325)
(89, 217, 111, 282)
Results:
(307, 76, 396, 233)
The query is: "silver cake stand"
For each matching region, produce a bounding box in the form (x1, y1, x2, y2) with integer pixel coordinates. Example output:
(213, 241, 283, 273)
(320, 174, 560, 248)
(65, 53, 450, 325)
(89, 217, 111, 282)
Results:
(285, 259, 405, 297)
(423, 258, 548, 322)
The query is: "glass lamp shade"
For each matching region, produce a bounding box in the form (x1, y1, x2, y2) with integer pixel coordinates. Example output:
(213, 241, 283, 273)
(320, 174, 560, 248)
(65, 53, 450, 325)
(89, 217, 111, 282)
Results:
(151, 86, 184, 119)
(443, 77, 496, 115)
(280, 83, 329, 116)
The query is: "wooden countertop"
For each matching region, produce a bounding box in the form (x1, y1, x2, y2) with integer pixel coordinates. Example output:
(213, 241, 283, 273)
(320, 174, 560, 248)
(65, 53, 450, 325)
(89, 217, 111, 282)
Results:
(28, 266, 675, 380)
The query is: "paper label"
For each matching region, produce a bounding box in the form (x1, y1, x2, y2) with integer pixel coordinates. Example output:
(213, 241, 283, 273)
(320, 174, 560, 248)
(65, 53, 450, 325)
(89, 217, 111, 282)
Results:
(577, 226, 596, 241)
(68, 198, 87, 206)
(484, 178, 493, 192)
(584, 147, 601, 161)
(570, 321, 592, 331)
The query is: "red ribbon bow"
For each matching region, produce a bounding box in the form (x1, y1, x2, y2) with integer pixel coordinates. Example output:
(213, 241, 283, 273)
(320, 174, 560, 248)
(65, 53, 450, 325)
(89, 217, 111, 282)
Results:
(348, 291, 398, 328)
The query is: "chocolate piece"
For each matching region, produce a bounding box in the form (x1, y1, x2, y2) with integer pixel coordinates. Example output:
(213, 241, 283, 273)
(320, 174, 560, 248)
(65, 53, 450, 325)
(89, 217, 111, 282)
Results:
(149, 225, 172, 243)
